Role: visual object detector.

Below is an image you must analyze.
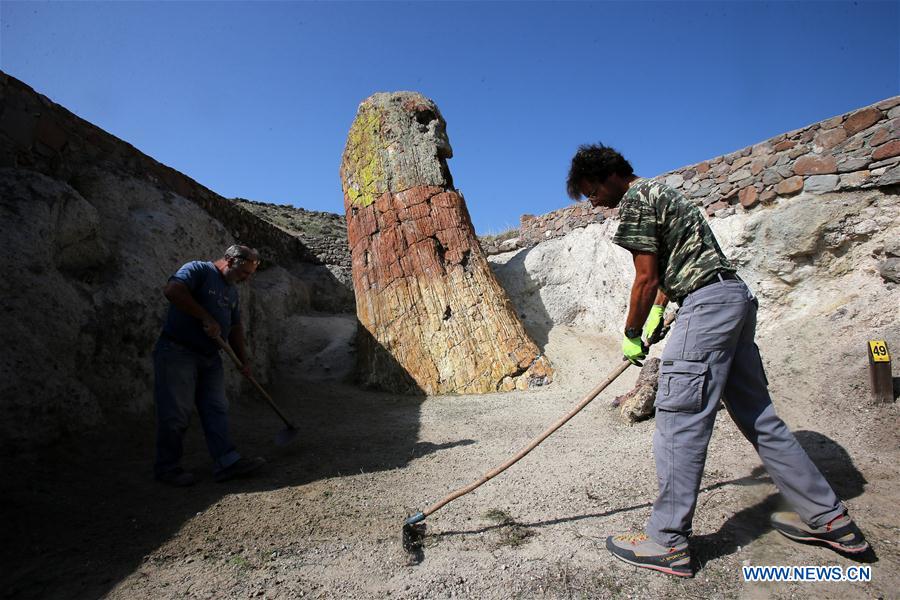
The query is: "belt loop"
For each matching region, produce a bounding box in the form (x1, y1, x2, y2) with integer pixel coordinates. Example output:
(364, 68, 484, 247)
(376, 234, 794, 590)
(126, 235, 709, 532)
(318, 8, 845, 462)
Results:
(716, 272, 725, 283)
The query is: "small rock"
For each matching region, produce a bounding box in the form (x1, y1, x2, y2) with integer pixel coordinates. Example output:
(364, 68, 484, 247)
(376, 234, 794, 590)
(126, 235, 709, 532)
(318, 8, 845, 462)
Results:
(728, 168, 753, 183)
(665, 174, 684, 188)
(705, 200, 728, 215)
(869, 124, 894, 147)
(869, 155, 900, 170)
(618, 358, 661, 423)
(804, 174, 839, 193)
(837, 156, 872, 173)
(498, 237, 520, 252)
(884, 238, 900, 257)
(738, 186, 759, 209)
(793, 154, 837, 175)
(872, 140, 900, 162)
(714, 207, 735, 218)
(877, 165, 900, 185)
(814, 127, 847, 150)
(853, 220, 879, 236)
(843, 106, 883, 136)
(776, 176, 804, 195)
(773, 140, 797, 152)
(878, 258, 900, 283)
(839, 171, 871, 189)
(762, 168, 783, 186)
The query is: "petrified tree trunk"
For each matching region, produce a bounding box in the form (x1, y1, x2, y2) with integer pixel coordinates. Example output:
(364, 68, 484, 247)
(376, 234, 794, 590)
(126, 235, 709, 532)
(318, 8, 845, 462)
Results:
(613, 358, 660, 423)
(340, 92, 552, 394)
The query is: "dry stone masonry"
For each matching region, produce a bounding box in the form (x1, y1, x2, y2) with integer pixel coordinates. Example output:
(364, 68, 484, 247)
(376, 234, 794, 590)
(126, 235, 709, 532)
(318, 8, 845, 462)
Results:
(507, 96, 900, 249)
(341, 92, 553, 394)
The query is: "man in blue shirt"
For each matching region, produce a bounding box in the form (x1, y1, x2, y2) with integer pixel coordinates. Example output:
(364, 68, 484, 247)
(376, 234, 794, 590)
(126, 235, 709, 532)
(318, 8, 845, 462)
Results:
(154, 245, 265, 485)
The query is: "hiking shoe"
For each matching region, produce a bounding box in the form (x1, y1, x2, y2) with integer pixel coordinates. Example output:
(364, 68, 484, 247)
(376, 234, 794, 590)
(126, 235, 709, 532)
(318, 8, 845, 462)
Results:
(606, 533, 692, 577)
(214, 456, 266, 483)
(155, 468, 196, 487)
(771, 511, 869, 554)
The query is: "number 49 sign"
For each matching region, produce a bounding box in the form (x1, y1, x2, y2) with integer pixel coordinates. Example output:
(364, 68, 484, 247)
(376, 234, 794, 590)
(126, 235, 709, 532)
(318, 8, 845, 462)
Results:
(869, 340, 891, 362)
(867, 340, 893, 403)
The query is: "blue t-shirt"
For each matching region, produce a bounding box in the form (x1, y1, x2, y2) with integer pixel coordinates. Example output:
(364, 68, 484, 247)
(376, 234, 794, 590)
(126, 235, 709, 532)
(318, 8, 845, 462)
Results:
(162, 261, 241, 355)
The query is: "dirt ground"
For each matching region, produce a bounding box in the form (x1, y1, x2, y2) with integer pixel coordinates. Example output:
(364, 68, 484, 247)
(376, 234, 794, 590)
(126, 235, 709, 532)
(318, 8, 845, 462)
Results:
(3, 324, 898, 600)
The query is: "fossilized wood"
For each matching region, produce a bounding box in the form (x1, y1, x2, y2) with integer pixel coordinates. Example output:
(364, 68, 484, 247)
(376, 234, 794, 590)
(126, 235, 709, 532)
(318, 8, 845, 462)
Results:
(340, 92, 552, 394)
(613, 358, 660, 423)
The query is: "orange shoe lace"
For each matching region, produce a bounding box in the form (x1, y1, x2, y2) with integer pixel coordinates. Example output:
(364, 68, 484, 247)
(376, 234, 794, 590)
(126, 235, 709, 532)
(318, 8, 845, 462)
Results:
(614, 533, 649, 545)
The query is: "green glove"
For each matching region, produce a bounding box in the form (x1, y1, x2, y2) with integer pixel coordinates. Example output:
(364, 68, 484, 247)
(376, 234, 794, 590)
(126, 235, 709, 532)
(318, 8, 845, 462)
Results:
(643, 304, 666, 344)
(622, 334, 647, 366)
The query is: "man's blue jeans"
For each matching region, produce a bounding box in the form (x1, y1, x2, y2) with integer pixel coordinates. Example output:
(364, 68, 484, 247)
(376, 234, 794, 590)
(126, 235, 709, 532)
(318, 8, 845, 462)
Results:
(153, 337, 241, 477)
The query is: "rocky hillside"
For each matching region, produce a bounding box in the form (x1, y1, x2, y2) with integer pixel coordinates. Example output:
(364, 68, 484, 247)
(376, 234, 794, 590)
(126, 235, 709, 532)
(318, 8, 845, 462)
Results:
(491, 185, 898, 391)
(233, 198, 351, 285)
(0, 72, 354, 450)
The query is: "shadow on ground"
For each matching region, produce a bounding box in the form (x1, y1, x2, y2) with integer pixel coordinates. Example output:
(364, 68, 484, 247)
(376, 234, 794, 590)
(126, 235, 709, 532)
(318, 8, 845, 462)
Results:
(0, 331, 446, 600)
(431, 430, 876, 566)
(692, 429, 876, 566)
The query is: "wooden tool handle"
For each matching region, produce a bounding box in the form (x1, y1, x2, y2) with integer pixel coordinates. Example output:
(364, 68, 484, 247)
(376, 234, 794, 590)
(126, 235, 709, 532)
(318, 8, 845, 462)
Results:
(420, 310, 677, 518)
(214, 336, 295, 428)
(421, 359, 630, 517)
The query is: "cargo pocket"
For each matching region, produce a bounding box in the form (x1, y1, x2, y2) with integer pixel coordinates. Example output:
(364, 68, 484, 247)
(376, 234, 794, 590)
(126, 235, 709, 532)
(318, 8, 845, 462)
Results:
(655, 359, 708, 413)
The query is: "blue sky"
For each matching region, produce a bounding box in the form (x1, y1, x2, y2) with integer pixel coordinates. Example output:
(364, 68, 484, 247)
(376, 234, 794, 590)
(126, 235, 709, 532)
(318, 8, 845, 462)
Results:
(2, 1, 898, 233)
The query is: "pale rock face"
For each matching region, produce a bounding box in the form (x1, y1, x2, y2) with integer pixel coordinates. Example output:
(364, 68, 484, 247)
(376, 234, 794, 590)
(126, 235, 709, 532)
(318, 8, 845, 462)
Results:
(491, 189, 900, 344)
(488, 221, 633, 339)
(0, 168, 320, 448)
(714, 191, 900, 328)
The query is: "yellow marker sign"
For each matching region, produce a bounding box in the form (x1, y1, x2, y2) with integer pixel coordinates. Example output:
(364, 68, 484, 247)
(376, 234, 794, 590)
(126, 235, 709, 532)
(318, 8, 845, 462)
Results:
(869, 340, 890, 362)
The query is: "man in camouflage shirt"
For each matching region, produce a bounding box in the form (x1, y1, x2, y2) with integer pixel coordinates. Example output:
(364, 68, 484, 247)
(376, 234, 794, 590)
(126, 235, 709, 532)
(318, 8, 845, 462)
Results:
(567, 144, 868, 577)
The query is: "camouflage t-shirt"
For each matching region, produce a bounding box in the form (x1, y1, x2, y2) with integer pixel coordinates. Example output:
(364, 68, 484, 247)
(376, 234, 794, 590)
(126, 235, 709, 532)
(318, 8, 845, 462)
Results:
(612, 178, 735, 303)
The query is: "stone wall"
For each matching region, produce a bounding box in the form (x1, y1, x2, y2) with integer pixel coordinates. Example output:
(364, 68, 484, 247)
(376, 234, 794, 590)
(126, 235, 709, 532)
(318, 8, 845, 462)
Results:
(509, 95, 900, 248)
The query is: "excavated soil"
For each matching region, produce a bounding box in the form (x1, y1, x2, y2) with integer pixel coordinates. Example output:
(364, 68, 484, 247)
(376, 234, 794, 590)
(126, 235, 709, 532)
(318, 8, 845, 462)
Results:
(3, 322, 898, 600)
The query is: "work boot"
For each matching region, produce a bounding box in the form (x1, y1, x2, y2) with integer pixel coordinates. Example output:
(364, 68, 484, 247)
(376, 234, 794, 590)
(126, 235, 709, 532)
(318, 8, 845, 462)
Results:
(771, 511, 869, 554)
(155, 467, 196, 487)
(606, 532, 692, 577)
(214, 456, 266, 483)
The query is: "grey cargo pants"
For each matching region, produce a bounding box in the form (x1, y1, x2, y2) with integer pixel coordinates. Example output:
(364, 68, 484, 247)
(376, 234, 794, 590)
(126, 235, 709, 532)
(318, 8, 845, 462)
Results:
(646, 277, 844, 547)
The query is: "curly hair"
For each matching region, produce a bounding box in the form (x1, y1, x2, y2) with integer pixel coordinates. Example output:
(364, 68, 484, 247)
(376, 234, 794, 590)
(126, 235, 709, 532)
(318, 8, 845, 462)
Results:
(566, 144, 634, 200)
